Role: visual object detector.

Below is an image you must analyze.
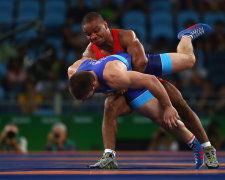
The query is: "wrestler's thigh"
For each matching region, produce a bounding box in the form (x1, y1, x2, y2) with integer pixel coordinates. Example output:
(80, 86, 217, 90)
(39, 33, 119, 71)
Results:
(169, 53, 194, 73)
(104, 94, 132, 116)
(136, 97, 164, 125)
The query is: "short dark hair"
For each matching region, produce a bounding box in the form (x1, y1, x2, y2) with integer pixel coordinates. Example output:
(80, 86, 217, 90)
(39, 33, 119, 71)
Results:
(82, 12, 104, 26)
(69, 71, 95, 100)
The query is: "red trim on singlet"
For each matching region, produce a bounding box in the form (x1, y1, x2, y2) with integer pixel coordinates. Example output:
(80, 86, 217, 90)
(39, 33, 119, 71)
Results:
(91, 29, 125, 59)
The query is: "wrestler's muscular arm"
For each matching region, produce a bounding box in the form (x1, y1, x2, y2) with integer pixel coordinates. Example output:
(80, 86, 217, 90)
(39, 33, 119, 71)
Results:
(67, 58, 87, 79)
(105, 61, 179, 128)
(82, 43, 97, 59)
(118, 29, 148, 72)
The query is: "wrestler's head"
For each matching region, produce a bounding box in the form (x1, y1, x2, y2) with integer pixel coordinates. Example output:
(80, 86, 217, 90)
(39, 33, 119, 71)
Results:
(82, 12, 110, 46)
(69, 71, 95, 101)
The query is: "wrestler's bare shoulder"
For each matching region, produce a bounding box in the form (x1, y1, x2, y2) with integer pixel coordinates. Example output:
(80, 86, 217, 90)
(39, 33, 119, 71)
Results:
(68, 57, 90, 79)
(118, 29, 136, 46)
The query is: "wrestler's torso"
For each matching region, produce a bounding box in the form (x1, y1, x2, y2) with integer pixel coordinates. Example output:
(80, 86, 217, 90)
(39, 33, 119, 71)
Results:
(91, 29, 126, 59)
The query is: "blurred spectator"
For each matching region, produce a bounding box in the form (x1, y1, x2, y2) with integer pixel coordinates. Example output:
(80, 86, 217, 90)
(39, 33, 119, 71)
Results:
(31, 44, 67, 97)
(27, 44, 57, 81)
(45, 122, 76, 151)
(18, 80, 42, 114)
(0, 124, 27, 153)
(148, 128, 179, 151)
(4, 58, 26, 94)
(207, 121, 225, 150)
(206, 21, 225, 52)
(35, 68, 67, 102)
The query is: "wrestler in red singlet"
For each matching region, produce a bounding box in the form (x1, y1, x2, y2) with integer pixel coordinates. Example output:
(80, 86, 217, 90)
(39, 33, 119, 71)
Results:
(91, 29, 166, 82)
(91, 29, 125, 59)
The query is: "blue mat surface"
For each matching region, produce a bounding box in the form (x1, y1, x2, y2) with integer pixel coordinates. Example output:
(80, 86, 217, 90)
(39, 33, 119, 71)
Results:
(0, 151, 224, 180)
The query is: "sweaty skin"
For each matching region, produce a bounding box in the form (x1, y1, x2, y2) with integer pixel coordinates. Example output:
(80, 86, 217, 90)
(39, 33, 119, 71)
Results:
(78, 17, 209, 150)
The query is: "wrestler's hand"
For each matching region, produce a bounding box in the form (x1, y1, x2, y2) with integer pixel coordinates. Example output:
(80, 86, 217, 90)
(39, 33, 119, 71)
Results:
(163, 106, 179, 129)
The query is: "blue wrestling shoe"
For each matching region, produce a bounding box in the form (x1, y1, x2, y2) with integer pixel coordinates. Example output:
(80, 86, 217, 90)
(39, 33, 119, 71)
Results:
(189, 138, 204, 169)
(177, 23, 212, 40)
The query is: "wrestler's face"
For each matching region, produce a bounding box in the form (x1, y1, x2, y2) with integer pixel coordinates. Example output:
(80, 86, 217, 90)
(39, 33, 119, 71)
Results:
(82, 18, 109, 46)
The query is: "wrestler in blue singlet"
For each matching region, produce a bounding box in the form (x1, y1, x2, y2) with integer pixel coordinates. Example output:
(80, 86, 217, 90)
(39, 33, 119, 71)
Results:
(77, 53, 173, 109)
(77, 53, 132, 93)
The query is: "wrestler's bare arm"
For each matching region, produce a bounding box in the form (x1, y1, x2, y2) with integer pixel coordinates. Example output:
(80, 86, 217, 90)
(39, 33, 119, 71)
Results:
(104, 61, 171, 109)
(82, 43, 97, 59)
(67, 57, 89, 79)
(104, 61, 179, 128)
(118, 30, 148, 72)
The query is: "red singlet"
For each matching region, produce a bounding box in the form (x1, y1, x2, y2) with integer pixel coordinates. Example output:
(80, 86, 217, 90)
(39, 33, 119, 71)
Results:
(91, 29, 166, 83)
(91, 29, 125, 60)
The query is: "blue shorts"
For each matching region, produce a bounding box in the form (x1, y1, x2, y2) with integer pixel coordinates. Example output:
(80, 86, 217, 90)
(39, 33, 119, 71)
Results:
(125, 88, 154, 109)
(106, 53, 172, 77)
(105, 53, 170, 109)
(145, 53, 172, 77)
(125, 53, 172, 109)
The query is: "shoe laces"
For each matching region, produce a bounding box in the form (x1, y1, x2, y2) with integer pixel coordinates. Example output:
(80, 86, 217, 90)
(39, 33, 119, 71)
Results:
(193, 147, 200, 163)
(205, 148, 216, 161)
(190, 27, 204, 39)
(99, 153, 107, 163)
(193, 143, 203, 163)
(99, 153, 113, 163)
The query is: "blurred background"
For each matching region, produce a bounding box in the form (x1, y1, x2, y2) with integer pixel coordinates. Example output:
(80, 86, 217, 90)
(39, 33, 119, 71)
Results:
(0, 0, 225, 152)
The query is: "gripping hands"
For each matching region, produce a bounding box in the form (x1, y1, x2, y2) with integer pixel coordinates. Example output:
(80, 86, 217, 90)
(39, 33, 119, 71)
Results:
(163, 106, 180, 129)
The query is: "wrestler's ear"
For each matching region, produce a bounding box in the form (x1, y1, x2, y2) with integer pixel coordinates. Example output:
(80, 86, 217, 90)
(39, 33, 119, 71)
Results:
(93, 81, 97, 89)
(103, 21, 108, 29)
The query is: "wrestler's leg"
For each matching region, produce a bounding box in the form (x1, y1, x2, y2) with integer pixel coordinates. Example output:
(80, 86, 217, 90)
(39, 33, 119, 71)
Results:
(143, 24, 212, 75)
(161, 81, 209, 144)
(136, 97, 204, 169)
(167, 24, 211, 73)
(143, 37, 195, 77)
(136, 98, 193, 143)
(88, 94, 132, 169)
(102, 94, 132, 150)
(133, 36, 195, 74)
